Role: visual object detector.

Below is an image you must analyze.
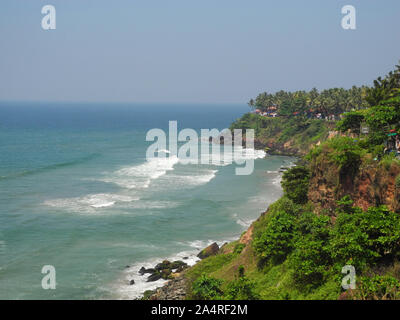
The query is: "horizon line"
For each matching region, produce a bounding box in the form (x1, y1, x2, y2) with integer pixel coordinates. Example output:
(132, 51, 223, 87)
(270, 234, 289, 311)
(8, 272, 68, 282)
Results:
(0, 99, 248, 106)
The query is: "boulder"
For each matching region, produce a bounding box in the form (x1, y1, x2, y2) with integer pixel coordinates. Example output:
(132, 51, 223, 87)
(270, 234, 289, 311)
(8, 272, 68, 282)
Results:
(155, 260, 171, 271)
(160, 269, 172, 280)
(138, 267, 146, 275)
(197, 242, 219, 259)
(175, 265, 188, 273)
(139, 267, 156, 275)
(129, 279, 135, 285)
(170, 260, 187, 269)
(147, 272, 162, 282)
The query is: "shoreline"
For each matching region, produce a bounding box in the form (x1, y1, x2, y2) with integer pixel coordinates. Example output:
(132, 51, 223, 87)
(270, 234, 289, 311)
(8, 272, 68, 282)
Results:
(104, 144, 292, 300)
(135, 153, 298, 300)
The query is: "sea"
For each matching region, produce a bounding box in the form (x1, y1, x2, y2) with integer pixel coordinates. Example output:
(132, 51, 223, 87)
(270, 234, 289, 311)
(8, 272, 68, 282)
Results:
(0, 102, 294, 299)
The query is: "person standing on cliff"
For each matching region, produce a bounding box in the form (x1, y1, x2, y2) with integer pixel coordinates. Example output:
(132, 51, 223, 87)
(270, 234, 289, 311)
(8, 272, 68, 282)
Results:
(396, 135, 400, 156)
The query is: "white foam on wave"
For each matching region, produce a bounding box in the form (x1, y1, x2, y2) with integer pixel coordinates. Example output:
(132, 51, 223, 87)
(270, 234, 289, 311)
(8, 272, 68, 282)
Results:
(231, 212, 254, 228)
(157, 149, 171, 154)
(113, 251, 200, 300)
(97, 144, 264, 192)
(201, 146, 266, 166)
(158, 169, 218, 189)
(236, 218, 251, 227)
(101, 155, 179, 189)
(44, 193, 139, 213)
(234, 146, 266, 160)
(180, 170, 218, 185)
(112, 238, 234, 300)
(272, 174, 283, 186)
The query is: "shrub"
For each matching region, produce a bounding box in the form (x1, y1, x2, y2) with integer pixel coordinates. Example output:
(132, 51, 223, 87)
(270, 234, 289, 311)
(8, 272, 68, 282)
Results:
(356, 275, 400, 300)
(225, 267, 259, 300)
(326, 137, 365, 175)
(281, 166, 310, 204)
(290, 213, 331, 287)
(233, 243, 246, 255)
(358, 206, 400, 259)
(253, 210, 296, 263)
(329, 205, 400, 271)
(336, 111, 365, 134)
(192, 274, 223, 300)
(290, 236, 330, 288)
(267, 196, 301, 216)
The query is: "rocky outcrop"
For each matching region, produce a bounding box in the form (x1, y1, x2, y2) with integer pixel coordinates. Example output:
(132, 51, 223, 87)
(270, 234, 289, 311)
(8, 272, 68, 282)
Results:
(143, 243, 221, 300)
(197, 242, 219, 259)
(138, 260, 188, 282)
(211, 131, 305, 156)
(239, 225, 254, 245)
(308, 154, 400, 213)
(149, 276, 187, 300)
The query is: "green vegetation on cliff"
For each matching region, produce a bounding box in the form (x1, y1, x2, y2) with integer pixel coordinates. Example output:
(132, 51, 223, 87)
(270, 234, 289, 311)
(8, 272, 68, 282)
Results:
(230, 114, 331, 155)
(187, 175, 400, 300)
(185, 61, 400, 300)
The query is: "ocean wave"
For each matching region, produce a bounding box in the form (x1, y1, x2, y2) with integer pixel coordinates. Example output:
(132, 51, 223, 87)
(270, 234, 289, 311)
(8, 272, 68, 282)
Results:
(236, 218, 252, 227)
(112, 238, 233, 299)
(112, 250, 201, 300)
(153, 169, 218, 190)
(157, 149, 171, 154)
(101, 155, 179, 189)
(178, 170, 218, 186)
(43, 193, 139, 213)
(0, 153, 100, 181)
(231, 212, 255, 228)
(272, 174, 283, 186)
(200, 146, 266, 166)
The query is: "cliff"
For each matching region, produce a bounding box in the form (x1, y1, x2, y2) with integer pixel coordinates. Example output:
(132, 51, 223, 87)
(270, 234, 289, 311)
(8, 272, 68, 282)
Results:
(308, 151, 400, 213)
(229, 113, 334, 156)
(147, 120, 400, 301)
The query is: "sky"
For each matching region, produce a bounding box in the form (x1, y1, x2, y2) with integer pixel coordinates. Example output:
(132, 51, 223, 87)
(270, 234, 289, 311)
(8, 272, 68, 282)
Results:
(0, 0, 399, 104)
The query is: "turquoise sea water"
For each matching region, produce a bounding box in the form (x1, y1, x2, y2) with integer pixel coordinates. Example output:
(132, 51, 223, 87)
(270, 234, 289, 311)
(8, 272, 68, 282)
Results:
(0, 102, 294, 299)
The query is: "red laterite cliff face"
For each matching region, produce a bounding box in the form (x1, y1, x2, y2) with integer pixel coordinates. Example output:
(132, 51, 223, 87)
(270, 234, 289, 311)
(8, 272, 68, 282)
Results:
(308, 153, 400, 214)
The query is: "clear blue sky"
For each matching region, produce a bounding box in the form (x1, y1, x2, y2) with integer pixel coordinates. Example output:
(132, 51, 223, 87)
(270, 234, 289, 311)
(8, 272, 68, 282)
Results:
(0, 0, 399, 103)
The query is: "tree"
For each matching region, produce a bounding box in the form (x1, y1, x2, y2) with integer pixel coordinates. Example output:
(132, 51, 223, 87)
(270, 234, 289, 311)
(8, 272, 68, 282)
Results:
(281, 166, 311, 204)
(253, 210, 296, 263)
(336, 111, 365, 134)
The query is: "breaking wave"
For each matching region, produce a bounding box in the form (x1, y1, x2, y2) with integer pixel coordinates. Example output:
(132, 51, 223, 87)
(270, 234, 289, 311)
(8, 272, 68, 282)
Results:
(44, 193, 139, 213)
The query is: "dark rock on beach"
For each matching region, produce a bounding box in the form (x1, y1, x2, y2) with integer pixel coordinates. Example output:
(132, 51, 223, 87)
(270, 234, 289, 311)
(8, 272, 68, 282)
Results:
(138, 267, 146, 275)
(170, 260, 187, 269)
(147, 273, 162, 282)
(155, 260, 171, 271)
(160, 269, 172, 280)
(148, 276, 188, 300)
(139, 267, 156, 275)
(197, 242, 219, 259)
(140, 259, 191, 299)
(129, 279, 135, 285)
(140, 259, 189, 283)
